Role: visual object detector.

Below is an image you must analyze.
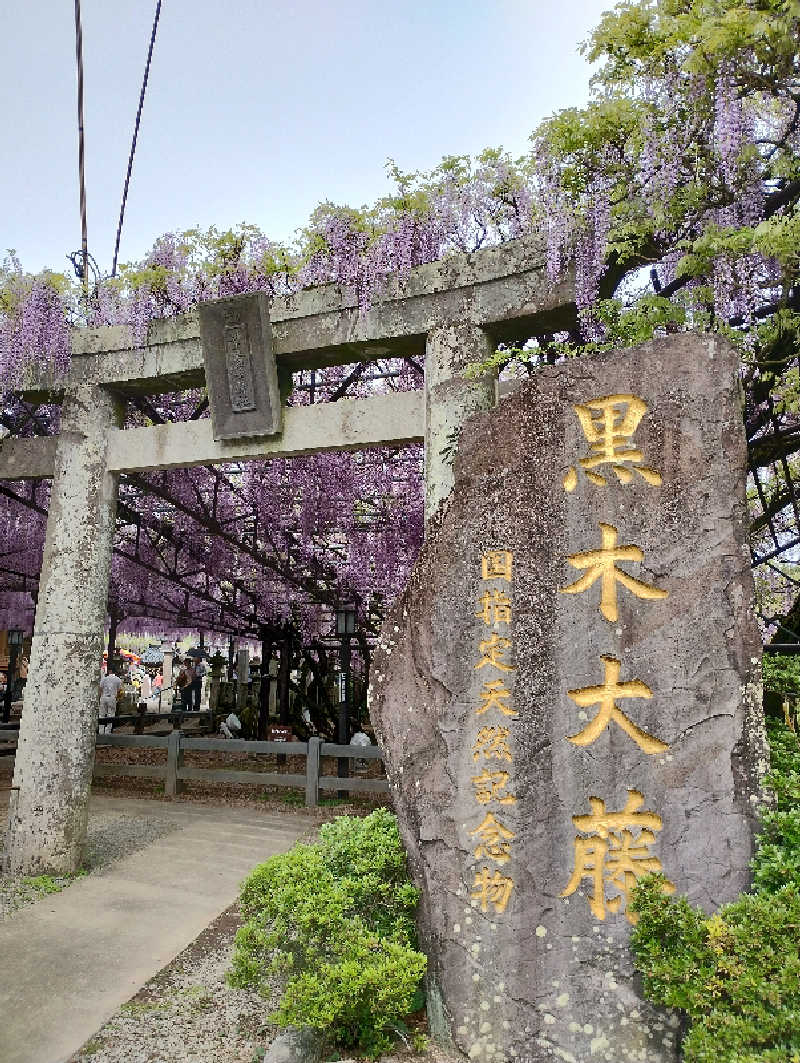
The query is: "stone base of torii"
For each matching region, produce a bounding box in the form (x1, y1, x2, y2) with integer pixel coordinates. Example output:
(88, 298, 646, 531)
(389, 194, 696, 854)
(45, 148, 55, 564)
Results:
(0, 234, 571, 874)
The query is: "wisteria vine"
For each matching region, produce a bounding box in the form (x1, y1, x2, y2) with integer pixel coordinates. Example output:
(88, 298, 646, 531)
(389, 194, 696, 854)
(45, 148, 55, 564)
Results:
(1, 0, 800, 646)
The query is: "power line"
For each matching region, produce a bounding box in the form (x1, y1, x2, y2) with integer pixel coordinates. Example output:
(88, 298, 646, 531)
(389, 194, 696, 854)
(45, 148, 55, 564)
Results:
(73, 0, 89, 303)
(111, 1, 163, 278)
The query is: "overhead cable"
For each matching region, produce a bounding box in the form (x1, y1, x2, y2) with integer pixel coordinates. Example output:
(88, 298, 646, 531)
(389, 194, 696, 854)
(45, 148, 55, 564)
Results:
(111, 0, 163, 278)
(73, 0, 89, 302)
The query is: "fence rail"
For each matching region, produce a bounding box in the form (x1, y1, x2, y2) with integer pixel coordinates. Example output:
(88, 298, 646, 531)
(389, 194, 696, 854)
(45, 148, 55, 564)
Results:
(91, 733, 388, 807)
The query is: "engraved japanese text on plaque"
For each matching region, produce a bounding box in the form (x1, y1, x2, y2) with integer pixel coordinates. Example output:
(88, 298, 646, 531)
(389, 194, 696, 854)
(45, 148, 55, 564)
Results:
(223, 319, 257, 413)
(198, 292, 281, 441)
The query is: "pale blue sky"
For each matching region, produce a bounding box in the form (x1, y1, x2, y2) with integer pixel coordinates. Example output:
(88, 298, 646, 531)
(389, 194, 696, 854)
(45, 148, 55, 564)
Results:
(2, 1, 606, 275)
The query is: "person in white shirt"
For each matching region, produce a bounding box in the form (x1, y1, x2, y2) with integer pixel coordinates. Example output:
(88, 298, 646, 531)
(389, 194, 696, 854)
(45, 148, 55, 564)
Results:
(99, 670, 123, 734)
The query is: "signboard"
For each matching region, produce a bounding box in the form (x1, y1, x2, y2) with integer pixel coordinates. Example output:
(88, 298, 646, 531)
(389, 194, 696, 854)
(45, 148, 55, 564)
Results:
(198, 291, 282, 441)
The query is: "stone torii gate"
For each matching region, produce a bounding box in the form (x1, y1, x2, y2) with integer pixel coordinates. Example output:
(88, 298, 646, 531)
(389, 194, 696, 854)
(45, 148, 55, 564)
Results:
(0, 235, 571, 874)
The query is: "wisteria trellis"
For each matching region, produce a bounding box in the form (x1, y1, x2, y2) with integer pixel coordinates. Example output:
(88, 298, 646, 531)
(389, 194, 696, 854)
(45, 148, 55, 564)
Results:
(1, 0, 800, 646)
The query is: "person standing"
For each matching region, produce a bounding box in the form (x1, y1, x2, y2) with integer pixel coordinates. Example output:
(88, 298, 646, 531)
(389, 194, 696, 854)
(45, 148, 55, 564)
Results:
(99, 668, 123, 734)
(177, 659, 195, 712)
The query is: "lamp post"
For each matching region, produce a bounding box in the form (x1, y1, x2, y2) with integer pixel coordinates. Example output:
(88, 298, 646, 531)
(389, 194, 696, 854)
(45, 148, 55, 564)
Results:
(208, 650, 225, 724)
(257, 625, 274, 740)
(335, 605, 357, 793)
(3, 628, 24, 723)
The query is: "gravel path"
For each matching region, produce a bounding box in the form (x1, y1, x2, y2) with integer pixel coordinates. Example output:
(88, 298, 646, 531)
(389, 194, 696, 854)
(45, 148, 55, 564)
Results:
(67, 905, 273, 1063)
(67, 903, 464, 1063)
(0, 811, 180, 919)
(0, 792, 462, 1062)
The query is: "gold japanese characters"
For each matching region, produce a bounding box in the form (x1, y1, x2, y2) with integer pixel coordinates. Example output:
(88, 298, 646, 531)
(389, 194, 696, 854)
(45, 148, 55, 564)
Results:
(560, 522, 667, 624)
(562, 394, 663, 492)
(469, 549, 517, 917)
(567, 654, 667, 755)
(465, 394, 674, 925)
(560, 393, 674, 923)
(562, 791, 675, 920)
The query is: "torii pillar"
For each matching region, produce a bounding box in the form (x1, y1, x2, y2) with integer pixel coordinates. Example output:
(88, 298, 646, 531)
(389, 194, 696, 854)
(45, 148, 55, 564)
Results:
(2, 328, 494, 874)
(5, 385, 122, 874)
(425, 322, 495, 519)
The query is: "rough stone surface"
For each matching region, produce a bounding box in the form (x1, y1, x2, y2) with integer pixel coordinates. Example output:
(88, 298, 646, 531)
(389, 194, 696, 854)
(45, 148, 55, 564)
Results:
(33, 233, 571, 399)
(0, 435, 56, 480)
(5, 385, 123, 875)
(105, 389, 424, 473)
(370, 335, 767, 1063)
(263, 1027, 324, 1063)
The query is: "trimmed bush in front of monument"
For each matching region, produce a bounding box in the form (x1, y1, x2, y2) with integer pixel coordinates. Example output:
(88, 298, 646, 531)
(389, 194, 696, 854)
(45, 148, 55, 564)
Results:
(762, 653, 800, 721)
(629, 719, 800, 1062)
(750, 718, 800, 895)
(228, 808, 427, 1058)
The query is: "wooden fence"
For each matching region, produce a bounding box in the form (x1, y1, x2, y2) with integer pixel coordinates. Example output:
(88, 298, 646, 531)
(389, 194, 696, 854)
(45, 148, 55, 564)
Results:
(97, 708, 214, 733)
(2, 728, 391, 808)
(98, 733, 389, 807)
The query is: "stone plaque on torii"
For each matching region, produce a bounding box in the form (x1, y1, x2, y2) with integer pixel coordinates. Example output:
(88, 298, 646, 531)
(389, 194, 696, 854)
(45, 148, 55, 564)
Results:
(198, 292, 282, 441)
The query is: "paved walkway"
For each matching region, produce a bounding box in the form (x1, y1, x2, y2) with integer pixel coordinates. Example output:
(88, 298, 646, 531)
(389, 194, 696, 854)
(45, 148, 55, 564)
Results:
(0, 795, 308, 1063)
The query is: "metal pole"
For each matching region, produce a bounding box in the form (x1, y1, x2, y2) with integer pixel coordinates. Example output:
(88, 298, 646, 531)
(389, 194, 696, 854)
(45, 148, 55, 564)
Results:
(278, 628, 291, 724)
(2, 645, 19, 723)
(257, 625, 272, 740)
(276, 628, 291, 766)
(107, 611, 118, 666)
(337, 634, 351, 794)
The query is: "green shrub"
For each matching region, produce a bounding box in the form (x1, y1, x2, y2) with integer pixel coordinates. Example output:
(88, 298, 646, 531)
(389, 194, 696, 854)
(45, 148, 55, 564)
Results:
(751, 720, 800, 894)
(21, 874, 68, 895)
(631, 877, 800, 1062)
(228, 808, 426, 1057)
(762, 653, 800, 697)
(629, 719, 800, 1062)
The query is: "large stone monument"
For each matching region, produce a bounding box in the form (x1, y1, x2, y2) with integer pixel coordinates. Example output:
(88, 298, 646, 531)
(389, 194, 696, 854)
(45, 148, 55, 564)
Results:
(370, 335, 767, 1063)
